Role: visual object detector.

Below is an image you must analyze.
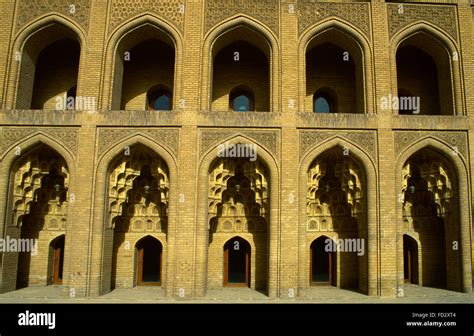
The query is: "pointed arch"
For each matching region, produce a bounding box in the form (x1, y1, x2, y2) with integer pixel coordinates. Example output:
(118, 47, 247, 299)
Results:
(299, 17, 374, 114)
(390, 22, 464, 115)
(196, 134, 280, 298)
(395, 137, 471, 292)
(199, 133, 279, 170)
(0, 134, 77, 242)
(134, 235, 164, 286)
(0, 139, 72, 292)
(1, 132, 76, 169)
(48, 234, 66, 285)
(299, 137, 378, 295)
(310, 235, 337, 286)
(89, 135, 178, 298)
(402, 234, 420, 285)
(5, 14, 87, 110)
(101, 14, 183, 110)
(223, 236, 252, 287)
(201, 15, 280, 112)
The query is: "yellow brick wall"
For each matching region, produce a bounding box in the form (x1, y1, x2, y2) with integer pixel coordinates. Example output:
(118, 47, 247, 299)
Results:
(0, 0, 471, 300)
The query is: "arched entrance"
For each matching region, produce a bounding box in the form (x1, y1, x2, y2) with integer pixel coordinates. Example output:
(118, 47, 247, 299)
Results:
(224, 237, 250, 287)
(108, 144, 169, 290)
(49, 235, 65, 285)
(207, 157, 268, 292)
(10, 145, 69, 290)
(306, 146, 366, 291)
(310, 236, 336, 286)
(136, 236, 162, 286)
(403, 235, 418, 284)
(401, 147, 457, 289)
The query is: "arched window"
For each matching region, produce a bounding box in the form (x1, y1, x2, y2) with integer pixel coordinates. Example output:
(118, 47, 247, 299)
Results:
(147, 87, 172, 111)
(229, 87, 255, 112)
(396, 36, 453, 115)
(306, 38, 360, 114)
(313, 90, 335, 113)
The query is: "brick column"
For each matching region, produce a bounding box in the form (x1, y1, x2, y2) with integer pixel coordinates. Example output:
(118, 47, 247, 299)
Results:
(279, 1, 299, 299)
(371, 0, 397, 297)
(458, 2, 474, 292)
(77, 0, 109, 296)
(174, 0, 202, 299)
(63, 122, 96, 297)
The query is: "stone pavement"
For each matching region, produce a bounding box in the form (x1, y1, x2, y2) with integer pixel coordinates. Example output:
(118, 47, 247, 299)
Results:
(0, 284, 472, 303)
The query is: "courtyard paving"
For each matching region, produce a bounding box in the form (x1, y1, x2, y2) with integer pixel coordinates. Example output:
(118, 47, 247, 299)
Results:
(0, 284, 472, 303)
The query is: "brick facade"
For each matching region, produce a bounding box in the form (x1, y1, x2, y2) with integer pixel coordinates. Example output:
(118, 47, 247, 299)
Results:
(0, 0, 472, 300)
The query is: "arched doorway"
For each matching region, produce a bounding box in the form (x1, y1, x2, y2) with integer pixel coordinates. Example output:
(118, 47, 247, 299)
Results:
(49, 235, 65, 285)
(401, 147, 456, 289)
(224, 237, 250, 287)
(310, 236, 336, 286)
(207, 157, 268, 292)
(108, 144, 169, 290)
(136, 236, 162, 286)
(10, 145, 69, 290)
(403, 235, 418, 284)
(306, 146, 366, 291)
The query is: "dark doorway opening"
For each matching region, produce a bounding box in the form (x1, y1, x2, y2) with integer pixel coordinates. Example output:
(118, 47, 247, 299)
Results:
(403, 235, 418, 284)
(50, 235, 65, 285)
(224, 237, 250, 287)
(136, 236, 162, 286)
(310, 236, 336, 286)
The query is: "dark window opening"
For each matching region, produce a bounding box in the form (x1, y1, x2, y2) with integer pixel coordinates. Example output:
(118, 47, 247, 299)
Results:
(313, 90, 336, 113)
(229, 87, 255, 112)
(147, 88, 172, 111)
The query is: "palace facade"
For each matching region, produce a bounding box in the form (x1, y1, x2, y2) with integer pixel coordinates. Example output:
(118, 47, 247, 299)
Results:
(0, 0, 473, 299)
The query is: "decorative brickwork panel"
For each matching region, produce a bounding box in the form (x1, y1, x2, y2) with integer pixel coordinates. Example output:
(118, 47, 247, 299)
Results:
(299, 130, 376, 163)
(298, 1, 371, 40)
(387, 4, 458, 42)
(394, 131, 467, 159)
(16, 0, 90, 31)
(109, 0, 184, 33)
(205, 0, 279, 37)
(1, 127, 79, 156)
(98, 128, 179, 156)
(200, 129, 279, 159)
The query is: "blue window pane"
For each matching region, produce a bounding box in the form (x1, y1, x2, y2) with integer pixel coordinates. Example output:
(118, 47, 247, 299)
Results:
(233, 95, 251, 112)
(314, 96, 331, 113)
(153, 94, 170, 110)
